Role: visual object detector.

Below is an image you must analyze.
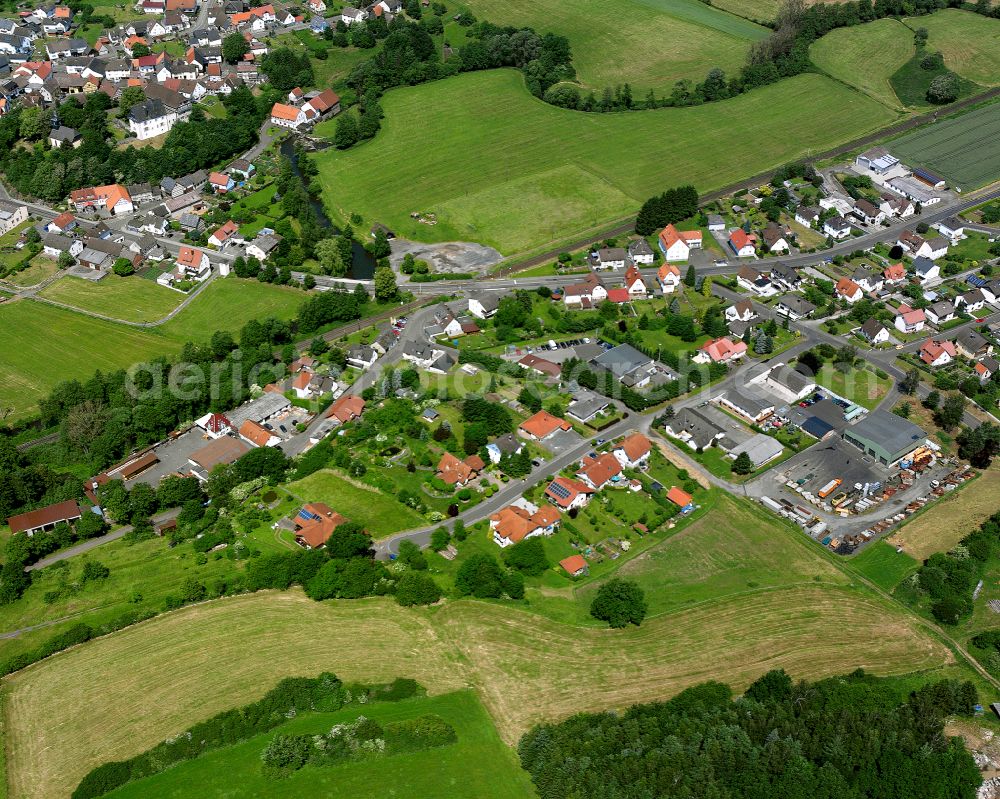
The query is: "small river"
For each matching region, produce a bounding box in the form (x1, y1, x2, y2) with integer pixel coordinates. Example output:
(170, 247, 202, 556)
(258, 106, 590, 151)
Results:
(280, 138, 376, 280)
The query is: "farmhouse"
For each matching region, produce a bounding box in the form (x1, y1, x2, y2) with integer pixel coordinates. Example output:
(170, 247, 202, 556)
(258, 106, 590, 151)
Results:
(7, 499, 82, 536)
(842, 410, 926, 466)
(270, 101, 307, 128)
(518, 410, 571, 441)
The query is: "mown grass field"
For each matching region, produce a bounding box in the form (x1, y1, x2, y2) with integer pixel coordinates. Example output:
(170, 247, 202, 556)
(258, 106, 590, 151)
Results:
(810, 18, 913, 109)
(911, 9, 1000, 87)
(460, 0, 766, 91)
(887, 468, 999, 561)
(847, 539, 919, 591)
(708, 0, 836, 25)
(816, 365, 892, 410)
(314, 70, 897, 254)
(3, 585, 951, 799)
(0, 279, 308, 423)
(103, 691, 535, 799)
(889, 101, 1000, 190)
(284, 469, 428, 538)
(39, 276, 183, 323)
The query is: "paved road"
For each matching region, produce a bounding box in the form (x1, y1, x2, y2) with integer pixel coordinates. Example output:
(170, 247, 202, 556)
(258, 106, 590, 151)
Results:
(26, 508, 181, 572)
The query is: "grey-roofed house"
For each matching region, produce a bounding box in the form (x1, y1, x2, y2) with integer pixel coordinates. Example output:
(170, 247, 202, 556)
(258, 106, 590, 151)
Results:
(859, 318, 889, 345)
(956, 329, 993, 360)
(762, 364, 816, 403)
(346, 344, 378, 370)
(48, 125, 80, 148)
(591, 344, 657, 388)
(567, 390, 610, 423)
(627, 237, 654, 265)
(774, 295, 816, 320)
(468, 293, 499, 319)
(717, 389, 774, 423)
(770, 262, 800, 290)
(842, 409, 926, 465)
(178, 213, 203, 232)
(664, 407, 725, 451)
(485, 432, 523, 464)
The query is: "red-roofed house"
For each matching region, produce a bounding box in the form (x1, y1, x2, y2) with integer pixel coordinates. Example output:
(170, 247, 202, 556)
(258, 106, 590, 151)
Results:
(894, 303, 926, 334)
(293, 502, 349, 549)
(657, 263, 681, 293)
(518, 353, 561, 378)
(576, 452, 623, 490)
(327, 394, 365, 424)
(545, 477, 594, 510)
(623, 265, 647, 297)
(658, 223, 702, 261)
(196, 411, 232, 438)
(606, 288, 630, 304)
(239, 419, 279, 448)
(175, 246, 210, 277)
(69, 184, 133, 215)
(49, 211, 77, 234)
(518, 410, 571, 441)
(208, 171, 234, 193)
(613, 433, 651, 469)
(729, 229, 757, 258)
(835, 277, 863, 303)
(270, 102, 306, 128)
(303, 88, 341, 118)
(693, 337, 748, 364)
(883, 262, 906, 284)
(436, 452, 484, 486)
(559, 554, 588, 577)
(919, 338, 956, 367)
(209, 220, 242, 248)
(490, 501, 561, 547)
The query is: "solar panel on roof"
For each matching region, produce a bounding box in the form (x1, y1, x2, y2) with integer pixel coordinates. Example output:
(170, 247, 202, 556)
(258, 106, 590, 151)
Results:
(547, 482, 571, 499)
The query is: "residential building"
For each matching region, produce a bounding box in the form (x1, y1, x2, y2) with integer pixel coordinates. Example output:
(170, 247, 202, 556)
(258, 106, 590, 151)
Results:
(595, 246, 625, 269)
(562, 272, 607, 307)
(774, 295, 815, 320)
(208, 220, 242, 248)
(859, 318, 890, 345)
(736, 266, 776, 296)
(883, 262, 906, 285)
(956, 288, 986, 314)
(851, 267, 882, 294)
(761, 222, 789, 253)
(894, 303, 926, 334)
(729, 228, 757, 257)
(976, 356, 999, 382)
(717, 389, 774, 424)
(914, 256, 940, 284)
(576, 452, 623, 491)
(663, 407, 724, 451)
(924, 300, 955, 326)
(725, 299, 755, 324)
(823, 216, 851, 239)
(627, 237, 654, 265)
(346, 344, 379, 370)
(0, 200, 26, 235)
(270, 101, 306, 128)
(326, 394, 365, 424)
(559, 554, 588, 577)
(518, 353, 561, 378)
(694, 337, 747, 364)
(918, 338, 956, 367)
(69, 184, 133, 215)
(485, 433, 523, 464)
(436, 452, 483, 487)
(518, 410, 571, 441)
(566, 391, 609, 424)
(195, 411, 232, 438)
(658, 223, 701, 261)
(544, 477, 594, 510)
(468, 293, 499, 319)
(623, 264, 647, 297)
(239, 419, 280, 448)
(794, 206, 819, 227)
(835, 277, 862, 303)
(656, 263, 681, 294)
(853, 199, 885, 226)
(613, 433, 651, 469)
(591, 344, 660, 389)
(770, 263, 801, 291)
(760, 363, 816, 403)
(128, 97, 177, 140)
(956, 329, 993, 360)
(490, 501, 560, 548)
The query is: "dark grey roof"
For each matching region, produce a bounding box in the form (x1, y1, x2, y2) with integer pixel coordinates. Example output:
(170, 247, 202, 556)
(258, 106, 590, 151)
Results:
(129, 98, 169, 123)
(490, 433, 521, 454)
(927, 300, 954, 318)
(768, 364, 813, 395)
(860, 318, 886, 340)
(628, 238, 653, 256)
(957, 329, 989, 352)
(667, 407, 723, 450)
(777, 295, 816, 315)
(723, 388, 772, 417)
(844, 410, 925, 459)
(913, 256, 937, 275)
(567, 390, 609, 421)
(591, 343, 651, 380)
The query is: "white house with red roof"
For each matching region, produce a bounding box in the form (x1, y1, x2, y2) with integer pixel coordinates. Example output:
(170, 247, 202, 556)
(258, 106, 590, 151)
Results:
(658, 223, 701, 261)
(490, 499, 560, 548)
(894, 303, 926, 334)
(613, 433, 651, 469)
(576, 452, 623, 491)
(270, 101, 306, 129)
(195, 411, 232, 438)
(544, 477, 595, 510)
(657, 263, 681, 294)
(835, 277, 863, 303)
(729, 229, 757, 257)
(919, 338, 956, 367)
(693, 337, 748, 364)
(175, 246, 210, 277)
(623, 265, 647, 297)
(208, 220, 243, 249)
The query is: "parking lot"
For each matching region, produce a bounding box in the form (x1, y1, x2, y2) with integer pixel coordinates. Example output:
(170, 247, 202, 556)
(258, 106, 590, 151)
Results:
(542, 428, 585, 454)
(505, 338, 600, 365)
(129, 428, 207, 487)
(772, 437, 889, 500)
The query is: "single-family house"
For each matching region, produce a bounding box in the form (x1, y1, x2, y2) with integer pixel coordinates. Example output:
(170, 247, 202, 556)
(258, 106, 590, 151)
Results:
(239, 419, 280, 448)
(613, 433, 651, 469)
(326, 394, 365, 424)
(292, 503, 349, 550)
(657, 263, 681, 294)
(717, 389, 774, 424)
(576, 452, 623, 491)
(595, 246, 625, 270)
(956, 329, 993, 360)
(835, 277, 863, 304)
(545, 477, 594, 510)
(859, 318, 890, 345)
(924, 299, 955, 326)
(880, 194, 914, 218)
(175, 245, 210, 277)
(707, 214, 725, 232)
(736, 265, 777, 297)
(436, 451, 483, 487)
(559, 554, 589, 577)
(851, 267, 883, 294)
(245, 232, 282, 261)
(490, 501, 560, 548)
(726, 299, 756, 324)
(485, 433, 523, 464)
(69, 184, 133, 215)
(468, 293, 499, 319)
(627, 237, 654, 265)
(208, 220, 242, 248)
(823, 216, 851, 240)
(208, 171, 234, 193)
(914, 256, 940, 284)
(794, 206, 820, 227)
(47, 211, 76, 235)
(195, 411, 232, 438)
(956, 288, 986, 314)
(919, 338, 956, 367)
(623, 265, 647, 297)
(729, 228, 757, 257)
(775, 295, 816, 321)
(853, 199, 885, 226)
(663, 407, 725, 451)
(562, 272, 607, 307)
(694, 337, 747, 364)
(761, 222, 789, 253)
(975, 356, 1000, 382)
(519, 410, 571, 441)
(770, 263, 801, 291)
(894, 303, 926, 334)
(269, 101, 306, 128)
(48, 124, 80, 148)
(518, 353, 561, 378)
(566, 391, 609, 424)
(936, 216, 965, 242)
(883, 262, 906, 285)
(346, 344, 379, 370)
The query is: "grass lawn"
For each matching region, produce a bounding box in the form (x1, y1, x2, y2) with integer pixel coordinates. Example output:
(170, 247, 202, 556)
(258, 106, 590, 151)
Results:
(810, 18, 913, 109)
(847, 539, 919, 592)
(910, 9, 1000, 86)
(815, 365, 892, 409)
(314, 70, 898, 254)
(283, 468, 428, 538)
(460, 0, 767, 91)
(39, 275, 183, 323)
(888, 51, 980, 110)
(155, 278, 306, 343)
(3, 585, 952, 799)
(886, 467, 997, 561)
(103, 691, 536, 799)
(7, 255, 58, 289)
(0, 300, 170, 423)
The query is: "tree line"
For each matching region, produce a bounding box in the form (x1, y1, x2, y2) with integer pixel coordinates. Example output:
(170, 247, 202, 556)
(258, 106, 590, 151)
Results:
(518, 668, 980, 799)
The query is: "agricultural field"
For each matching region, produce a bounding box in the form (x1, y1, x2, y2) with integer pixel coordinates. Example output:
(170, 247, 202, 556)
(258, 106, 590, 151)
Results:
(38, 275, 183, 324)
(911, 10, 1000, 87)
(102, 691, 535, 799)
(3, 585, 951, 799)
(889, 101, 1000, 189)
(459, 0, 768, 91)
(708, 0, 834, 24)
(0, 300, 170, 423)
(809, 18, 914, 109)
(887, 468, 999, 561)
(314, 70, 897, 254)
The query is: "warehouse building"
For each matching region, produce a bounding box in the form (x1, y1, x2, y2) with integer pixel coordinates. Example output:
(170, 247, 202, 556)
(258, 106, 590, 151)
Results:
(842, 410, 926, 466)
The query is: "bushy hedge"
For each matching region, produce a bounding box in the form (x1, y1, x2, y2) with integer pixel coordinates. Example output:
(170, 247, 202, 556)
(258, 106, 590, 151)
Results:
(73, 674, 422, 799)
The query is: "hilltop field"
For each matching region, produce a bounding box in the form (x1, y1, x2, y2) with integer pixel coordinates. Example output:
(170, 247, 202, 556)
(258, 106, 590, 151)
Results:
(1, 494, 962, 799)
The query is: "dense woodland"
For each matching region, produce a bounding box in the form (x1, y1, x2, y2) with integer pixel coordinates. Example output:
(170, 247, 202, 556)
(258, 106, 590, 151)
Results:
(519, 669, 981, 799)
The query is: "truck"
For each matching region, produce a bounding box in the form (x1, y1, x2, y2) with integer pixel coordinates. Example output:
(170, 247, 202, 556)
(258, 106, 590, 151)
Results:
(817, 478, 842, 499)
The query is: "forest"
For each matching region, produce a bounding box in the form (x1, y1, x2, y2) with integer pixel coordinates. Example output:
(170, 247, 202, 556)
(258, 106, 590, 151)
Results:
(518, 668, 981, 799)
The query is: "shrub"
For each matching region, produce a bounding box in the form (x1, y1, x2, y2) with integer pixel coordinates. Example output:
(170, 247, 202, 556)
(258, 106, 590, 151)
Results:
(394, 571, 442, 606)
(590, 579, 647, 628)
